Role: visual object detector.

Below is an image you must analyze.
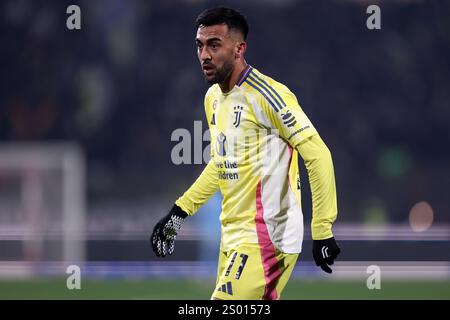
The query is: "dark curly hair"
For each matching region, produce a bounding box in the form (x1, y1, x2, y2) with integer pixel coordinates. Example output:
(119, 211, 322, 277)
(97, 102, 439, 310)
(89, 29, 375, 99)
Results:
(196, 7, 249, 40)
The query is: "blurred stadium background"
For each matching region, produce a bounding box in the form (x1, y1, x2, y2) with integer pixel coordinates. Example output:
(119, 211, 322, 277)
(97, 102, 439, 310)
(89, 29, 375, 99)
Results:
(0, 0, 449, 299)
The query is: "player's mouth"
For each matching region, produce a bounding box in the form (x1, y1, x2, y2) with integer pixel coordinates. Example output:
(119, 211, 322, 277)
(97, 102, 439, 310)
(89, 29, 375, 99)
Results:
(202, 64, 215, 76)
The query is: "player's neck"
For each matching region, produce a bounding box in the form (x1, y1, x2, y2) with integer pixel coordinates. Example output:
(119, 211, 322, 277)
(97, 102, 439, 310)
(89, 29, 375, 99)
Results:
(219, 61, 247, 94)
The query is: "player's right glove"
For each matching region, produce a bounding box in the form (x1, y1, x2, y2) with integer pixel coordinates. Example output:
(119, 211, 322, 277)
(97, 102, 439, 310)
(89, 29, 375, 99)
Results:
(150, 204, 188, 258)
(312, 237, 341, 274)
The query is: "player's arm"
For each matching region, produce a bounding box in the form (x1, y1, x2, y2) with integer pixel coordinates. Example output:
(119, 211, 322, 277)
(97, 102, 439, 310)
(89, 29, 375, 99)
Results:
(297, 135, 340, 273)
(177, 89, 220, 215)
(297, 135, 337, 240)
(150, 161, 218, 257)
(151, 90, 219, 258)
(151, 160, 218, 257)
(257, 82, 340, 272)
(175, 159, 219, 215)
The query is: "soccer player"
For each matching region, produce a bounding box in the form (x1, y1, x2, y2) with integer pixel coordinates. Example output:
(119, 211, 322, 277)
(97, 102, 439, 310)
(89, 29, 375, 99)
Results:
(151, 7, 340, 300)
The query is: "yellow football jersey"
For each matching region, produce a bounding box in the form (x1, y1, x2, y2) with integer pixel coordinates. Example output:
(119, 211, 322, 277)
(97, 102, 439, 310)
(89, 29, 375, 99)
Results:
(176, 65, 337, 253)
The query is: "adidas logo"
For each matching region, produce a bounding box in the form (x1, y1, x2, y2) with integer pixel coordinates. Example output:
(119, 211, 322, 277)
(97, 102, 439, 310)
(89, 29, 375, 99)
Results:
(217, 281, 233, 295)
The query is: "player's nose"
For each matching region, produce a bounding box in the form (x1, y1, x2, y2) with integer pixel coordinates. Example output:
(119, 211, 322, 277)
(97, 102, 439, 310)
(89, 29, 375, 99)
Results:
(199, 48, 211, 62)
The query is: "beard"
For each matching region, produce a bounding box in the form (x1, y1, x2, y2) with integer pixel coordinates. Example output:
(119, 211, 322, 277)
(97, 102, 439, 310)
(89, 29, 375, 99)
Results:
(205, 59, 234, 85)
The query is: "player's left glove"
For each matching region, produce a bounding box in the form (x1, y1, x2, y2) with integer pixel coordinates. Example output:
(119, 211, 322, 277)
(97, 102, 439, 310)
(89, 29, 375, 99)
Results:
(312, 237, 341, 274)
(151, 204, 188, 258)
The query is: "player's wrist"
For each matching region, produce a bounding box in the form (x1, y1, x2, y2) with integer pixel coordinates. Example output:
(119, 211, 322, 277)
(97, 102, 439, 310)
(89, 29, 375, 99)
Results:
(169, 204, 188, 219)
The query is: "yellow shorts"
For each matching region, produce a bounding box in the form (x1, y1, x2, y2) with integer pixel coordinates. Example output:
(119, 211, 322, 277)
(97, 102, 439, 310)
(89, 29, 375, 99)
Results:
(211, 244, 299, 300)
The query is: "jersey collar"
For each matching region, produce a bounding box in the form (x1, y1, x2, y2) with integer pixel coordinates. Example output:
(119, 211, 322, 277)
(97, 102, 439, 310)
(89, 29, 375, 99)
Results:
(237, 64, 252, 86)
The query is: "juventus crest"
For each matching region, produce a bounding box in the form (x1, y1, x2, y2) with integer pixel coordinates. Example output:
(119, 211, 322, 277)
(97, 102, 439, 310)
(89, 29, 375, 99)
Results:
(233, 105, 243, 127)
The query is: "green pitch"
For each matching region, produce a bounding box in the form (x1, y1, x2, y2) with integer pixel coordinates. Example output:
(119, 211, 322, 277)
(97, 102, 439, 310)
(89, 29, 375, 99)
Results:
(0, 278, 449, 300)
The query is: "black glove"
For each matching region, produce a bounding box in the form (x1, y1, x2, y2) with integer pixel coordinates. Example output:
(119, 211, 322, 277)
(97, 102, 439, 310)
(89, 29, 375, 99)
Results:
(312, 237, 341, 274)
(151, 204, 188, 257)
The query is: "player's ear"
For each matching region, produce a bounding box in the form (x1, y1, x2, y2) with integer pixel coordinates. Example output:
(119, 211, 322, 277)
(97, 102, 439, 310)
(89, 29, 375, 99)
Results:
(234, 43, 240, 59)
(235, 41, 246, 59)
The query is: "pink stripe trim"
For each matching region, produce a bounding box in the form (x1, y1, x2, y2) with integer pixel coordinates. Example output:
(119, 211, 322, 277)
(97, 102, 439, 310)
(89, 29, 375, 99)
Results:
(255, 180, 281, 300)
(237, 65, 251, 86)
